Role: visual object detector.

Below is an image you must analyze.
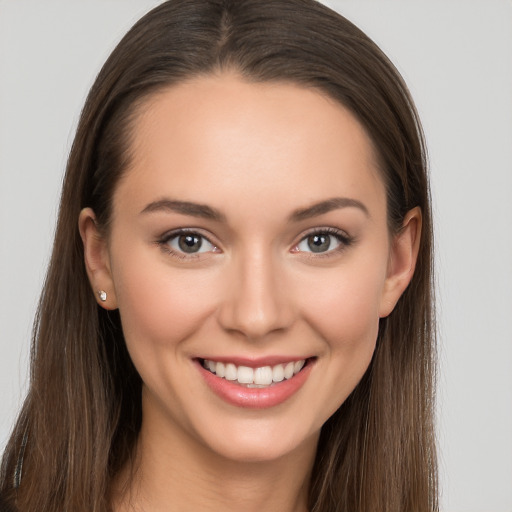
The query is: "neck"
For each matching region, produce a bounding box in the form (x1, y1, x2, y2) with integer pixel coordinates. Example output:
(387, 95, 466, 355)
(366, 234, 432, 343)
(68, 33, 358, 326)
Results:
(112, 395, 318, 512)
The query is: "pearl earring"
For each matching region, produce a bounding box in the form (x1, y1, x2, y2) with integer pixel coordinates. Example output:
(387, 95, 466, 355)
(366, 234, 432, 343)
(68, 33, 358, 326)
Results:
(98, 290, 107, 302)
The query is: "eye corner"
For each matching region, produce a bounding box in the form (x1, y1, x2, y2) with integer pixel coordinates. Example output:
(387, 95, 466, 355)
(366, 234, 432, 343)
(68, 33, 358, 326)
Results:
(157, 228, 222, 260)
(291, 227, 355, 257)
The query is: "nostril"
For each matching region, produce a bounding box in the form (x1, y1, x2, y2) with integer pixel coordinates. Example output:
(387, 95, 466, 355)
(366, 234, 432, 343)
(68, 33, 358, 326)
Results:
(215, 266, 295, 339)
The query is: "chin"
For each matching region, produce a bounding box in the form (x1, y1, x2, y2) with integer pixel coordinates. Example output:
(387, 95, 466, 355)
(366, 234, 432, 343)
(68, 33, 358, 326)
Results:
(174, 398, 325, 466)
(198, 423, 319, 465)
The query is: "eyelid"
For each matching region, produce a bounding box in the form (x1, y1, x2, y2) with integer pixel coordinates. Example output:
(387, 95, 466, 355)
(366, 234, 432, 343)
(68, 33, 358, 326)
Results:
(155, 226, 354, 260)
(291, 226, 354, 257)
(157, 228, 221, 259)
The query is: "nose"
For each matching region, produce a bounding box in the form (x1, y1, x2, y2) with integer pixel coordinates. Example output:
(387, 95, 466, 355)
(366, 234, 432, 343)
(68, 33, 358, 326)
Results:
(217, 249, 295, 340)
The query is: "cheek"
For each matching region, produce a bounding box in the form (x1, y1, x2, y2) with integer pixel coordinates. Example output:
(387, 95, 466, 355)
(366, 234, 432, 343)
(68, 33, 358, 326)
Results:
(111, 247, 219, 352)
(297, 258, 387, 355)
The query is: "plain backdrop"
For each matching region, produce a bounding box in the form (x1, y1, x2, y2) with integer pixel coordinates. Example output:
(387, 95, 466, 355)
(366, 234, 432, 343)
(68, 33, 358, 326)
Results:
(1, 1, 511, 511)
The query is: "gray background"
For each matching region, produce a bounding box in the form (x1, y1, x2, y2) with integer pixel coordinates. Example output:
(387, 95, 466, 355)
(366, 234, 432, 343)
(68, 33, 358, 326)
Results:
(1, 1, 511, 510)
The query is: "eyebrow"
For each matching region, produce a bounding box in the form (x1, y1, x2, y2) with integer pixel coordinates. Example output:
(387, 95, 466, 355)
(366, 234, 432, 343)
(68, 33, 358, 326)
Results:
(289, 197, 369, 222)
(140, 199, 226, 222)
(140, 196, 368, 223)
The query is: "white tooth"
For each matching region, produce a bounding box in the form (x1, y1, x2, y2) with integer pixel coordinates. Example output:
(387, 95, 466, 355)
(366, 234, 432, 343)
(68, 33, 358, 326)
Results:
(284, 362, 294, 379)
(237, 366, 254, 384)
(207, 360, 216, 372)
(272, 364, 285, 382)
(225, 363, 237, 381)
(216, 362, 226, 378)
(293, 360, 305, 374)
(254, 366, 273, 386)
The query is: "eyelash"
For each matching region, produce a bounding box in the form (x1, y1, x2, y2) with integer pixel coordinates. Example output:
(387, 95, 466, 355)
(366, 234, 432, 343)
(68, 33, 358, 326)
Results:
(157, 227, 354, 260)
(157, 229, 219, 260)
(292, 227, 354, 259)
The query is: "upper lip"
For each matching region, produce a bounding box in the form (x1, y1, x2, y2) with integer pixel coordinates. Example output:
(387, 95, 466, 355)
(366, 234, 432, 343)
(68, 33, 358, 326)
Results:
(196, 355, 314, 368)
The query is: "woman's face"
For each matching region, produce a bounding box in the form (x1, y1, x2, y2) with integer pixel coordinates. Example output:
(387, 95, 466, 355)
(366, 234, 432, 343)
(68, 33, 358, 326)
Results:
(83, 74, 417, 463)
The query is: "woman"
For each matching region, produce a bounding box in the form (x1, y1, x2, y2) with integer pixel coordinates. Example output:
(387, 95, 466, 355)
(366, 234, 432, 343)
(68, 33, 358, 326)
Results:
(0, 0, 437, 511)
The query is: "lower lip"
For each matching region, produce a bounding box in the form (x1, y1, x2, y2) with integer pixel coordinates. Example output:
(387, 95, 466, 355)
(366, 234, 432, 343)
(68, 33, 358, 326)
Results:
(196, 360, 314, 409)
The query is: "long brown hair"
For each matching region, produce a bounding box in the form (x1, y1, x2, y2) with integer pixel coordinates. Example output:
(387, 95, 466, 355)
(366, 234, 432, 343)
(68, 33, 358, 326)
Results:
(0, 1, 437, 510)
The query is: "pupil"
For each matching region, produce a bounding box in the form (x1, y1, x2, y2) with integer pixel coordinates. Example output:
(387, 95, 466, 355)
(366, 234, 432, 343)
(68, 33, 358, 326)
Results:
(178, 234, 202, 253)
(308, 234, 330, 253)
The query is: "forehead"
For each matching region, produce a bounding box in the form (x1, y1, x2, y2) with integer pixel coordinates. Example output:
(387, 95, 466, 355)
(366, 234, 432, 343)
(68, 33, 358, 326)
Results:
(113, 73, 386, 224)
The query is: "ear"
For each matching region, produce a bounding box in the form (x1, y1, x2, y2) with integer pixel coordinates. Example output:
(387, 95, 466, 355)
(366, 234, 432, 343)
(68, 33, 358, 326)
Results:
(379, 206, 422, 318)
(78, 208, 118, 310)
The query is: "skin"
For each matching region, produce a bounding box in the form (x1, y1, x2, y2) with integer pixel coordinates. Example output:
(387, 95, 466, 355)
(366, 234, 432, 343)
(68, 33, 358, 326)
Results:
(79, 73, 421, 512)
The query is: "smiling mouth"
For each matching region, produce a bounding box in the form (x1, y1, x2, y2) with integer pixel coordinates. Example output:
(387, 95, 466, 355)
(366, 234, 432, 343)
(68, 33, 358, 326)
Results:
(200, 358, 312, 388)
